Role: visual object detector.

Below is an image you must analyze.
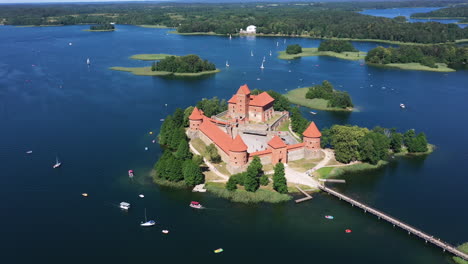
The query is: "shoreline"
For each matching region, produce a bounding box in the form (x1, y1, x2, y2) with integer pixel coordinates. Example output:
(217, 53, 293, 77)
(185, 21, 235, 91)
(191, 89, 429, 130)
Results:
(129, 54, 175, 61)
(83, 29, 115, 32)
(284, 88, 354, 112)
(110, 66, 220, 77)
(278, 48, 366, 61)
(368, 62, 456, 72)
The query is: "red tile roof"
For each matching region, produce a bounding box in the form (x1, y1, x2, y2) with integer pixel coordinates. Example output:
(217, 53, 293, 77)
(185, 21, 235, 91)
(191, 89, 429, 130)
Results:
(249, 92, 274, 107)
(303, 122, 321, 138)
(199, 117, 232, 154)
(250, 149, 272, 156)
(268, 135, 287, 149)
(237, 84, 251, 95)
(189, 107, 204, 120)
(228, 95, 237, 104)
(229, 135, 248, 152)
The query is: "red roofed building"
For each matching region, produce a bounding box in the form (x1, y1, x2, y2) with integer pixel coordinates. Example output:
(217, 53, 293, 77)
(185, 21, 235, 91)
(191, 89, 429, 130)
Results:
(188, 84, 322, 174)
(228, 84, 275, 122)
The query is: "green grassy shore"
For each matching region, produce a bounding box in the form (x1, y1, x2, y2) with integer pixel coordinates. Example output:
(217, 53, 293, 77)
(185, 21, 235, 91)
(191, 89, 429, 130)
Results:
(205, 182, 292, 203)
(138, 25, 170, 28)
(453, 242, 468, 264)
(110, 66, 220, 77)
(370, 63, 455, 72)
(278, 48, 366, 60)
(129, 54, 175, 61)
(284, 88, 353, 112)
(83, 29, 115, 32)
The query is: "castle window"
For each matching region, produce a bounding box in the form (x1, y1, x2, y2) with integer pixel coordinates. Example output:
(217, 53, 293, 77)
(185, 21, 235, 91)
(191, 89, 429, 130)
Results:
(235, 157, 237, 159)
(235, 162, 238, 165)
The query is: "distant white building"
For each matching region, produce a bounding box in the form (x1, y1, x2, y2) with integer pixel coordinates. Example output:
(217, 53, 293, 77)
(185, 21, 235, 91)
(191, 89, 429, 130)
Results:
(240, 25, 257, 34)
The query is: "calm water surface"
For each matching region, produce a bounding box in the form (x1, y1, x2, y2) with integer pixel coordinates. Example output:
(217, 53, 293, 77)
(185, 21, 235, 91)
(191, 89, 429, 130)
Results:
(0, 25, 467, 263)
(360, 7, 467, 28)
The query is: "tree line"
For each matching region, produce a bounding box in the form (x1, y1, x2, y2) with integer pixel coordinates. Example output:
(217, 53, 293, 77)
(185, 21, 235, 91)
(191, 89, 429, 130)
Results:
(365, 44, 468, 69)
(321, 125, 430, 165)
(306, 80, 354, 109)
(89, 24, 115, 30)
(411, 6, 468, 19)
(318, 40, 357, 53)
(286, 44, 302, 54)
(151, 55, 216, 73)
(226, 156, 288, 194)
(1, 2, 467, 44)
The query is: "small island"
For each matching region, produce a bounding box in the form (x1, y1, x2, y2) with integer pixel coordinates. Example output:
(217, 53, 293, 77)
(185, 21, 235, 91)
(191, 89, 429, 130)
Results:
(152, 84, 432, 203)
(365, 45, 467, 72)
(278, 41, 366, 60)
(285, 80, 354, 111)
(454, 242, 468, 264)
(111, 54, 220, 77)
(84, 24, 115, 32)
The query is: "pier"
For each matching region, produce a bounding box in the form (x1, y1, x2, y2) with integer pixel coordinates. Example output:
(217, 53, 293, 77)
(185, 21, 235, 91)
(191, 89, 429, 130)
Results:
(295, 186, 313, 203)
(319, 179, 346, 183)
(318, 184, 468, 260)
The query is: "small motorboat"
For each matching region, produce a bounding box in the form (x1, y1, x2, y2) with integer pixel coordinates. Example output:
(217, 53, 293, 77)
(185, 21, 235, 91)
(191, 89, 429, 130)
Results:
(400, 103, 406, 109)
(144, 147, 148, 151)
(128, 170, 134, 178)
(162, 230, 169, 234)
(214, 248, 224, 254)
(345, 229, 352, 233)
(53, 156, 61, 169)
(310, 111, 317, 115)
(139, 194, 144, 198)
(26, 150, 33, 154)
(120, 202, 130, 210)
(160, 119, 164, 122)
(152, 140, 156, 143)
(86, 58, 90, 65)
(325, 215, 334, 219)
(149, 131, 153, 135)
(140, 208, 156, 227)
(69, 42, 73, 46)
(189, 201, 203, 209)
(82, 193, 88, 197)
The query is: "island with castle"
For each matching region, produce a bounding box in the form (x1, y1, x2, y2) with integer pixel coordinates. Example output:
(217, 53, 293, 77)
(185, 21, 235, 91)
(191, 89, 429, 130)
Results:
(154, 83, 432, 203)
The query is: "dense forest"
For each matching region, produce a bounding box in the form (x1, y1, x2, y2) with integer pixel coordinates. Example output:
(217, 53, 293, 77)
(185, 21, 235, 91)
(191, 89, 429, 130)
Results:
(89, 24, 114, 30)
(321, 126, 430, 164)
(318, 40, 357, 53)
(365, 44, 468, 69)
(411, 6, 468, 18)
(286, 44, 302, 54)
(151, 55, 216, 73)
(1, 1, 467, 44)
(306, 80, 354, 109)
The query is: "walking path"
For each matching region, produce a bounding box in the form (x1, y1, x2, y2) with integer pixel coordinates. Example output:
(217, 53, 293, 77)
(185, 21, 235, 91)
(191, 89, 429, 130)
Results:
(189, 142, 229, 181)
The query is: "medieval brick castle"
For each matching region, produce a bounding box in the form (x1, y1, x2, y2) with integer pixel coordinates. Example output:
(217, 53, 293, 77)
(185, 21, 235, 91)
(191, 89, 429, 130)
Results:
(188, 84, 322, 174)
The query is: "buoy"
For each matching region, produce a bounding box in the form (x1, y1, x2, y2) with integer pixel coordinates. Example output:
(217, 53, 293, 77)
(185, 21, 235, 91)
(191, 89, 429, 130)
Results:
(345, 229, 352, 233)
(139, 194, 144, 198)
(149, 132, 153, 135)
(145, 147, 148, 151)
(160, 119, 164, 122)
(162, 230, 169, 234)
(152, 140, 156, 143)
(82, 193, 88, 197)
(214, 248, 224, 254)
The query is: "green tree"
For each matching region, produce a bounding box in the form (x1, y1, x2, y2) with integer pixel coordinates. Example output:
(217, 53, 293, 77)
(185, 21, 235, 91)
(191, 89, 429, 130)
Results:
(192, 154, 204, 166)
(244, 156, 262, 192)
(183, 159, 204, 186)
(318, 40, 357, 53)
(259, 175, 269, 186)
(390, 132, 403, 153)
(330, 125, 369, 163)
(407, 132, 428, 153)
(206, 143, 222, 163)
(273, 162, 288, 194)
(358, 132, 390, 164)
(183, 106, 194, 127)
(286, 44, 302, 54)
(175, 138, 192, 160)
(166, 155, 184, 182)
(226, 177, 237, 191)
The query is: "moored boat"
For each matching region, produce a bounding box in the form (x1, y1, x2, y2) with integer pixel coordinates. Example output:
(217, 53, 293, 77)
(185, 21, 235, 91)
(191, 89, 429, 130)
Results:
(140, 208, 156, 227)
(189, 201, 202, 209)
(120, 202, 130, 210)
(214, 248, 224, 254)
(128, 170, 134, 178)
(53, 156, 61, 168)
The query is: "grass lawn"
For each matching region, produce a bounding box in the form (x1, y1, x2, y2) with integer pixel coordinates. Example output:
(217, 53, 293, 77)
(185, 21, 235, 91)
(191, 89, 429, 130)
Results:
(285, 88, 352, 111)
(278, 120, 290, 132)
(278, 48, 366, 60)
(130, 54, 176, 61)
(288, 159, 318, 172)
(205, 182, 291, 203)
(191, 138, 230, 175)
(110, 66, 220, 77)
(453, 242, 468, 264)
(315, 167, 335, 178)
(374, 63, 455, 72)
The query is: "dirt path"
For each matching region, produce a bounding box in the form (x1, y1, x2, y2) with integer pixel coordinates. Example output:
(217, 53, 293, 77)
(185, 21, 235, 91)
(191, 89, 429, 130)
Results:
(189, 142, 229, 181)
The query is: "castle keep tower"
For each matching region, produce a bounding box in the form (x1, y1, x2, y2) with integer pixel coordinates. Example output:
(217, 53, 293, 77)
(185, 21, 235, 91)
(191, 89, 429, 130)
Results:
(303, 122, 322, 158)
(236, 84, 250, 120)
(228, 135, 248, 174)
(268, 135, 288, 165)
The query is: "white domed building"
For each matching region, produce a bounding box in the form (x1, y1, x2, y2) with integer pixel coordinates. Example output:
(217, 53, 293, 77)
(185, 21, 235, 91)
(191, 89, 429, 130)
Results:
(240, 25, 257, 34)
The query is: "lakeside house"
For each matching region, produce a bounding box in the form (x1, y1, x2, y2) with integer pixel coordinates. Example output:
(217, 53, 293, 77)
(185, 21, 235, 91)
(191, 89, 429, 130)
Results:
(188, 84, 322, 174)
(240, 25, 257, 34)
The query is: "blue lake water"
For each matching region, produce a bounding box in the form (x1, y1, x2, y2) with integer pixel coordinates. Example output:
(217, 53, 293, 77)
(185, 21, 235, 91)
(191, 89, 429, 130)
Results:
(359, 7, 467, 28)
(0, 25, 467, 263)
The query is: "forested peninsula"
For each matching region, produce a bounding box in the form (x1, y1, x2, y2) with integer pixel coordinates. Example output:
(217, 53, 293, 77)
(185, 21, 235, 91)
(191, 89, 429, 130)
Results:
(279, 42, 366, 60)
(411, 6, 468, 19)
(365, 44, 468, 72)
(2, 1, 468, 44)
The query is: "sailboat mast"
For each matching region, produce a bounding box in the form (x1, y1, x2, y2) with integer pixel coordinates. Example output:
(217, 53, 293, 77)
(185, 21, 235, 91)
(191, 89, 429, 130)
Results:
(144, 208, 147, 222)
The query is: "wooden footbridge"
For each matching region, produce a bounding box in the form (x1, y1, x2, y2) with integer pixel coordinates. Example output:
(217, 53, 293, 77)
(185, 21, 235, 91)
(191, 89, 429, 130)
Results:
(318, 184, 468, 260)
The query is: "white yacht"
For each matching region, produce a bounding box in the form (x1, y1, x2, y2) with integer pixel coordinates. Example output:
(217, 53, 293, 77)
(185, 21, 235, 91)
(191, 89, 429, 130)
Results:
(140, 208, 156, 227)
(226, 60, 230, 67)
(120, 202, 130, 210)
(53, 156, 61, 168)
(400, 103, 406, 109)
(260, 61, 264, 69)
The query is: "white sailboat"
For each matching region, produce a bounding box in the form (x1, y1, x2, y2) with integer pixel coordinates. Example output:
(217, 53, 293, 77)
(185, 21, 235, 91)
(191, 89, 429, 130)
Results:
(53, 156, 61, 168)
(269, 50, 272, 56)
(263, 56, 266, 62)
(260, 61, 264, 69)
(140, 208, 156, 227)
(229, 34, 232, 39)
(226, 60, 230, 67)
(276, 41, 279, 47)
(86, 58, 90, 65)
(251, 50, 254, 57)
